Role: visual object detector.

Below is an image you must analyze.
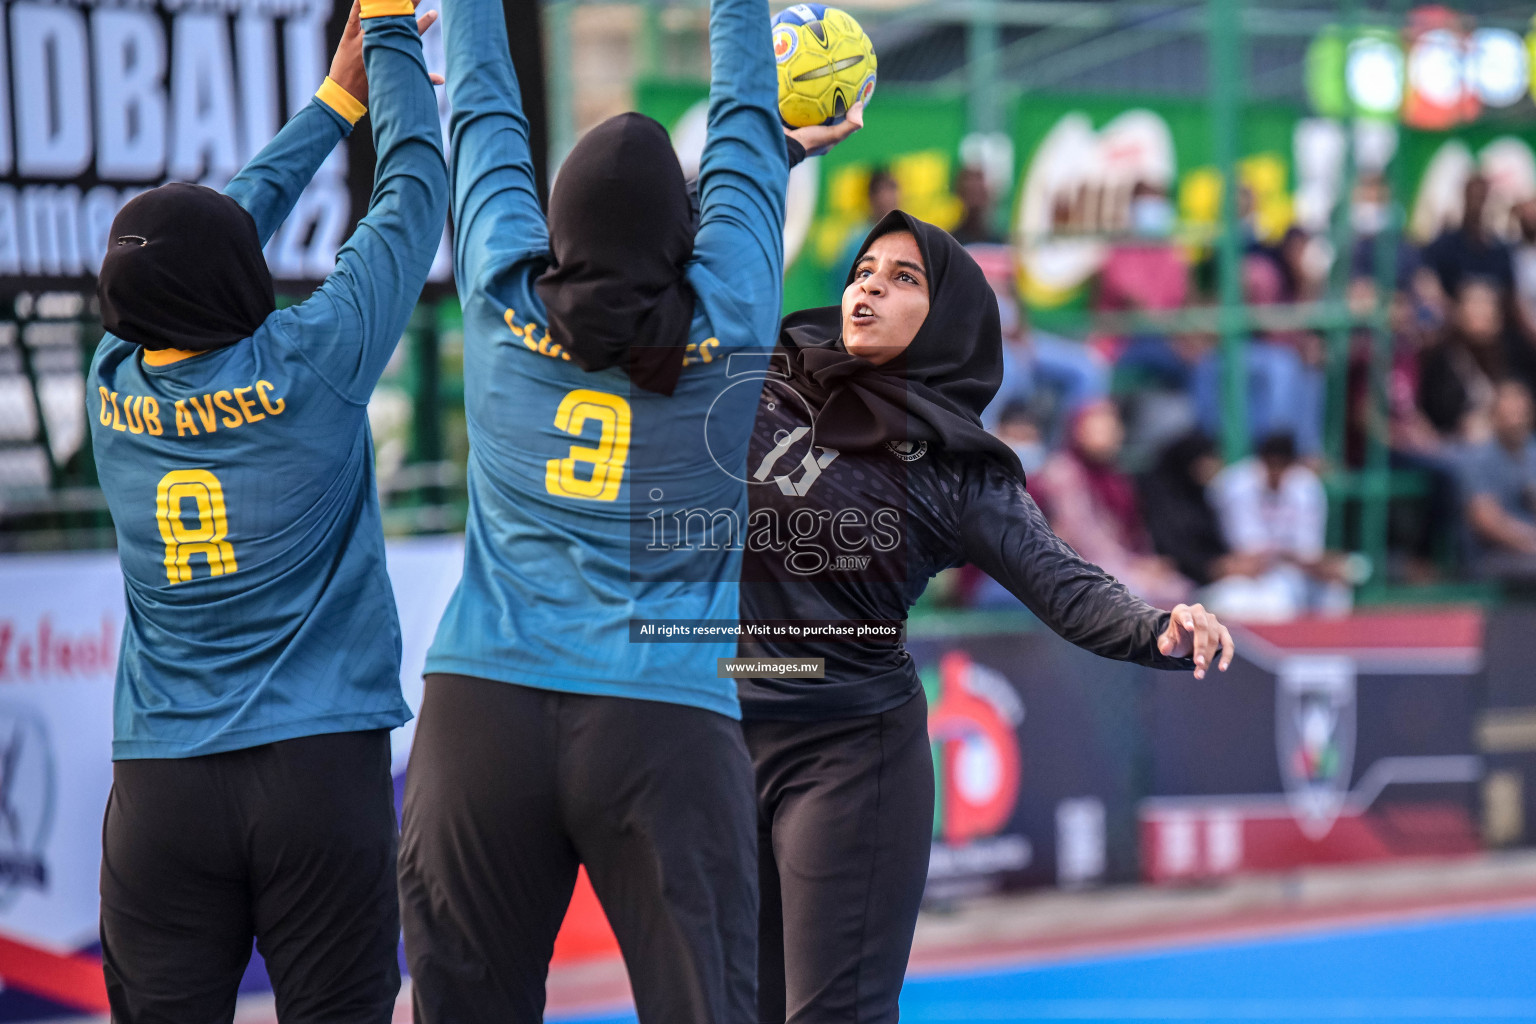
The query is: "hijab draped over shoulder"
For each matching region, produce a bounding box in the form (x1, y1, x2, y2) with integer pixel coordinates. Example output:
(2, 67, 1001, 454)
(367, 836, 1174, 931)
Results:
(776, 210, 1025, 479)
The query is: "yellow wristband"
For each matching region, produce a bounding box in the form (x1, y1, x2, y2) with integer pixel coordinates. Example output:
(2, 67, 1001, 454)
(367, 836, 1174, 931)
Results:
(316, 77, 367, 126)
(359, 0, 414, 17)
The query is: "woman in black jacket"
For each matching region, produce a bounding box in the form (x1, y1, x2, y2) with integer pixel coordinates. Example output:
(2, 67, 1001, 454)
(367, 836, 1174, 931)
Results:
(1138, 430, 1267, 586)
(737, 211, 1234, 1024)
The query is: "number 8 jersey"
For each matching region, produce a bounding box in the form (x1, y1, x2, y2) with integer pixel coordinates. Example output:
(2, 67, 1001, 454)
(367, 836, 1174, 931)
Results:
(422, 0, 787, 718)
(87, 30, 447, 760)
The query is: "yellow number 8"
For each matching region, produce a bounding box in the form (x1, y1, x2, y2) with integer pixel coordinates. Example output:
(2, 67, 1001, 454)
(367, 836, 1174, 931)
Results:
(545, 389, 631, 502)
(156, 469, 237, 584)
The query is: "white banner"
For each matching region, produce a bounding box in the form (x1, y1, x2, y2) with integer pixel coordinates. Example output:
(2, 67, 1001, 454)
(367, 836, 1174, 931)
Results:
(0, 551, 122, 952)
(0, 535, 463, 954)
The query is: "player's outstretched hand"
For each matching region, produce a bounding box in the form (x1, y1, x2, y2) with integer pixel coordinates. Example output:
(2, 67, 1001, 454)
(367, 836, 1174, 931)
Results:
(328, 0, 445, 106)
(786, 101, 865, 155)
(1156, 602, 1234, 680)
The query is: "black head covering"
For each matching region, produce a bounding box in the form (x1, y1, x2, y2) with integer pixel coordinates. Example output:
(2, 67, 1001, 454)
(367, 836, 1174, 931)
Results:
(777, 210, 1024, 478)
(1138, 430, 1228, 585)
(97, 182, 275, 351)
(536, 113, 696, 396)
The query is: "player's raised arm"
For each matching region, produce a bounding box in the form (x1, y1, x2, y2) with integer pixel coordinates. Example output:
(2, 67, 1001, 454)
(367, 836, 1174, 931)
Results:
(281, 0, 449, 403)
(225, 4, 443, 247)
(692, 0, 790, 352)
(223, 89, 356, 246)
(956, 462, 1232, 674)
(440, 0, 547, 293)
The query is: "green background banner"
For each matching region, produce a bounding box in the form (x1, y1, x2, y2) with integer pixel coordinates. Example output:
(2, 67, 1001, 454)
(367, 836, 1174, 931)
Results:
(639, 80, 1536, 321)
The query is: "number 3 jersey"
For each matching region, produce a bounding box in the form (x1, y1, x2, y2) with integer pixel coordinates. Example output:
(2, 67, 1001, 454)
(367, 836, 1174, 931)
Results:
(422, 0, 787, 718)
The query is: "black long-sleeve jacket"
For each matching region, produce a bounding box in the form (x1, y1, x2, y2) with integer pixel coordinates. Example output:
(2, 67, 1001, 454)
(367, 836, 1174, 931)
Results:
(738, 377, 1193, 720)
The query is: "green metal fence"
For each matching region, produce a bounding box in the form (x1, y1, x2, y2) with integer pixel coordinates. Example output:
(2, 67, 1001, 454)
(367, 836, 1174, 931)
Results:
(5, 0, 1533, 607)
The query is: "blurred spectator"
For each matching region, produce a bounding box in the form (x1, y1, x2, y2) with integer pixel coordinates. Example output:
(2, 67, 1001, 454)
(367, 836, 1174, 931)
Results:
(1236, 182, 1261, 251)
(968, 236, 1107, 446)
(984, 303, 1109, 446)
(1346, 274, 1465, 577)
(1138, 431, 1267, 587)
(1346, 275, 1431, 460)
(992, 400, 1048, 477)
(1098, 180, 1200, 453)
(868, 166, 901, 221)
(1350, 232, 1443, 342)
(1029, 399, 1193, 606)
(1210, 433, 1354, 617)
(1462, 380, 1536, 583)
(830, 166, 901, 294)
(950, 165, 1004, 247)
(957, 404, 1049, 610)
(1351, 175, 1428, 300)
(1424, 174, 1514, 301)
(1190, 256, 1326, 457)
(1096, 182, 1189, 324)
(1418, 279, 1509, 444)
(1271, 225, 1325, 304)
(1351, 173, 1392, 239)
(1251, 226, 1329, 369)
(1513, 199, 1536, 340)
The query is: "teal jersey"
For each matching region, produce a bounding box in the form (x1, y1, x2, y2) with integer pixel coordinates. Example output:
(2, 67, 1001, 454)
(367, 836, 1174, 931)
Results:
(423, 0, 787, 717)
(89, 16, 449, 759)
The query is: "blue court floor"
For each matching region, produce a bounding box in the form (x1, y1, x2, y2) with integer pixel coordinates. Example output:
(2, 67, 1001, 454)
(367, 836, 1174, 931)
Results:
(553, 905, 1536, 1023)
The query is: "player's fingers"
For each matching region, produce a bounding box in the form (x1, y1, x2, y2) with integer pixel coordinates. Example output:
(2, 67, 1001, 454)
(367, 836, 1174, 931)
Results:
(828, 120, 860, 144)
(1171, 602, 1197, 664)
(416, 8, 438, 35)
(842, 101, 866, 133)
(429, 73, 445, 85)
(1159, 604, 1185, 656)
(1189, 604, 1212, 677)
(1218, 624, 1236, 671)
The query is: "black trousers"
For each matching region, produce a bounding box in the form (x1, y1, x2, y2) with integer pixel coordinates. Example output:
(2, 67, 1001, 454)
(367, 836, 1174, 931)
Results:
(399, 673, 758, 1024)
(745, 691, 934, 1024)
(100, 729, 401, 1024)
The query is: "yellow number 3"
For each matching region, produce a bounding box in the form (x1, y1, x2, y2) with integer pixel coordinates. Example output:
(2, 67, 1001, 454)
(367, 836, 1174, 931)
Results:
(155, 469, 237, 584)
(545, 389, 631, 502)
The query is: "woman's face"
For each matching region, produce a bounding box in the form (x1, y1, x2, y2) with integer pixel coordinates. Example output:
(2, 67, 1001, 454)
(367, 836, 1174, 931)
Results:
(842, 231, 930, 366)
(1073, 402, 1124, 464)
(1455, 282, 1502, 344)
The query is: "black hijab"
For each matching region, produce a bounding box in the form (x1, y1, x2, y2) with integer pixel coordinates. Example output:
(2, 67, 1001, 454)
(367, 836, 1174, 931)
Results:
(777, 210, 1024, 479)
(97, 182, 275, 351)
(536, 113, 696, 396)
(1138, 431, 1228, 585)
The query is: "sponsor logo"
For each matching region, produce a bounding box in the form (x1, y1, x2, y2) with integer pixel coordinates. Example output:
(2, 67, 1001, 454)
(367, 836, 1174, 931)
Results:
(925, 651, 1029, 895)
(857, 72, 877, 106)
(1015, 110, 1176, 306)
(0, 703, 53, 909)
(0, 616, 117, 682)
(1, 1, 362, 286)
(1410, 136, 1536, 245)
(1277, 656, 1356, 840)
(929, 650, 1024, 844)
(773, 25, 798, 64)
(885, 440, 926, 462)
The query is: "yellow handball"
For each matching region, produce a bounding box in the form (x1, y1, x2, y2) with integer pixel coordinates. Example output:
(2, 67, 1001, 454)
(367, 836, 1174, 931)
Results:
(772, 4, 878, 132)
